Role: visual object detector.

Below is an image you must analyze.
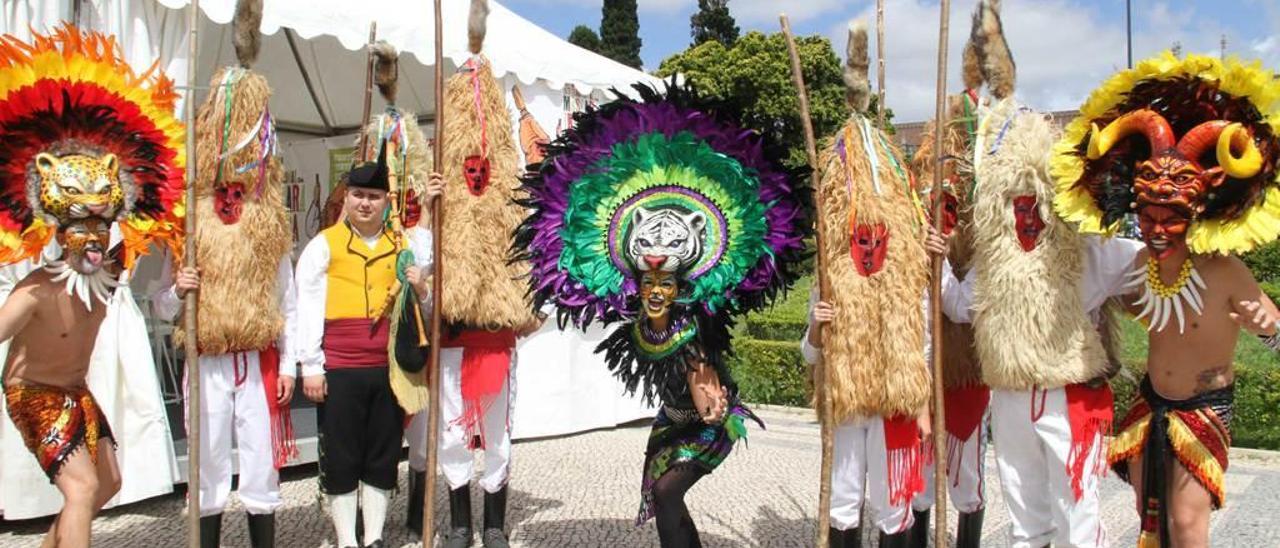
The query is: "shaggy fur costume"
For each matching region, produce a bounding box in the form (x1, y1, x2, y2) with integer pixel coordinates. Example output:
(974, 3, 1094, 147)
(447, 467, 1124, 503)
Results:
(178, 46, 289, 354)
(439, 5, 535, 329)
(970, 102, 1108, 390)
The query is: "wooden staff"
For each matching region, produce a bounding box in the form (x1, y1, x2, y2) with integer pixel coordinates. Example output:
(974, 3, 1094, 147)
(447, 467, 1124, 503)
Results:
(422, 0, 445, 544)
(929, 0, 952, 546)
(875, 0, 887, 128)
(182, 1, 201, 546)
(356, 22, 378, 161)
(779, 15, 832, 548)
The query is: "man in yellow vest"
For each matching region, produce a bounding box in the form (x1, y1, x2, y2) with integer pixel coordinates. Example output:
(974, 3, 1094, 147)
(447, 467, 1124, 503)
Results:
(296, 145, 441, 548)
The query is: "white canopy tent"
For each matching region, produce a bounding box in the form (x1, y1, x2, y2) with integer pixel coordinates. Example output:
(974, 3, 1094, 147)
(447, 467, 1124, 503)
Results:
(0, 0, 657, 519)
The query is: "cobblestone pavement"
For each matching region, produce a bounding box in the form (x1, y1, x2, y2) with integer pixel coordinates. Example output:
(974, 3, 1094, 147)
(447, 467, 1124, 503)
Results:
(2, 406, 1279, 547)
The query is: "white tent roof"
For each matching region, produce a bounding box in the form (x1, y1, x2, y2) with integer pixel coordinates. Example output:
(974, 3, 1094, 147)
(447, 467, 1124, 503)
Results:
(158, 0, 657, 135)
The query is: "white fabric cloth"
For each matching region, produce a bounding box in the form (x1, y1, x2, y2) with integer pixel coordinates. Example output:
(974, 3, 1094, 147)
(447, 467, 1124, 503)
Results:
(184, 353, 281, 516)
(433, 346, 513, 493)
(359, 482, 390, 544)
(295, 225, 432, 378)
(830, 417, 917, 535)
(990, 388, 1108, 548)
(0, 256, 178, 519)
(329, 489, 359, 548)
(913, 409, 988, 514)
(941, 236, 1143, 324)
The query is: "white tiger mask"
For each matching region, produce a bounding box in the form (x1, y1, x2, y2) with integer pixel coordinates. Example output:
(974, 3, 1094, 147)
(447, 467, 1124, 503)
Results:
(626, 206, 706, 273)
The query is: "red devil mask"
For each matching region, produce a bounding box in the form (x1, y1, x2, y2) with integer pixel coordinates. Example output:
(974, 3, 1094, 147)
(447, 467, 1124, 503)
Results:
(939, 190, 960, 236)
(850, 223, 890, 276)
(463, 155, 491, 196)
(1136, 204, 1191, 262)
(403, 189, 422, 228)
(1012, 195, 1045, 252)
(215, 183, 246, 225)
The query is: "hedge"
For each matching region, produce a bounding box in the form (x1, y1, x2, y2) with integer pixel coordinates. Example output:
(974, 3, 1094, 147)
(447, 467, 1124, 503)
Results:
(1243, 241, 1280, 284)
(728, 339, 810, 407)
(1262, 280, 1279, 305)
(1111, 363, 1280, 450)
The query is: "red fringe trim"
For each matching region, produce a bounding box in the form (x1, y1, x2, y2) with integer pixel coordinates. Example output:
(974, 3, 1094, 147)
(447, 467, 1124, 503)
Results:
(883, 415, 925, 506)
(1065, 383, 1114, 501)
(257, 347, 298, 469)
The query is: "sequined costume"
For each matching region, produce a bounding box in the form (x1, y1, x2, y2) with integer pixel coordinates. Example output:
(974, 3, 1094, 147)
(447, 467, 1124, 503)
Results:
(5, 384, 114, 481)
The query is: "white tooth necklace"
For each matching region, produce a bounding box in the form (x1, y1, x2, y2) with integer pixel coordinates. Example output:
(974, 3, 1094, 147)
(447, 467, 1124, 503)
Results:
(1126, 257, 1204, 334)
(43, 260, 119, 311)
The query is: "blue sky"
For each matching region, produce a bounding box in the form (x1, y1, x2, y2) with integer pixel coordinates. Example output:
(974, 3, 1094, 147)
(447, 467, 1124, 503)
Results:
(501, 0, 1280, 121)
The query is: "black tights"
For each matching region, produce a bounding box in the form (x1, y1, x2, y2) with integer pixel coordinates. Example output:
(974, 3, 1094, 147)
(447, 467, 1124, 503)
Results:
(653, 465, 706, 548)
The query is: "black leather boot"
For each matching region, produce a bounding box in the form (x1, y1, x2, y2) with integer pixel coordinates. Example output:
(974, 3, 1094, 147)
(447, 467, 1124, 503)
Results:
(481, 486, 510, 547)
(878, 530, 909, 548)
(955, 508, 985, 548)
(828, 526, 861, 548)
(406, 470, 426, 534)
(199, 514, 222, 548)
(906, 509, 929, 548)
(443, 486, 473, 548)
(246, 513, 275, 548)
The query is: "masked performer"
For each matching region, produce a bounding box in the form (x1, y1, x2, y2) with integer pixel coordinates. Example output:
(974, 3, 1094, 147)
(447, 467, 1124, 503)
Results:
(430, 2, 544, 547)
(936, 3, 1142, 547)
(798, 21, 931, 548)
(903, 12, 991, 546)
(0, 24, 185, 547)
(296, 143, 441, 548)
(150, 2, 296, 546)
(1052, 53, 1280, 548)
(514, 72, 809, 545)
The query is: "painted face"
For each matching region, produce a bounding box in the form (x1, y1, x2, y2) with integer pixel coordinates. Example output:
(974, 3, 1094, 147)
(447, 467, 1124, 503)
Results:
(1133, 153, 1222, 215)
(1137, 205, 1191, 261)
(850, 223, 890, 277)
(57, 217, 112, 274)
(463, 155, 491, 196)
(639, 269, 678, 321)
(1012, 195, 1045, 252)
(214, 182, 246, 225)
(402, 189, 422, 228)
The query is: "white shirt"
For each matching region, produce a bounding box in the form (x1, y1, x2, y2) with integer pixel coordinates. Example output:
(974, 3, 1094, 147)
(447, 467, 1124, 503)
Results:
(940, 235, 1143, 324)
(153, 253, 299, 378)
(294, 224, 434, 378)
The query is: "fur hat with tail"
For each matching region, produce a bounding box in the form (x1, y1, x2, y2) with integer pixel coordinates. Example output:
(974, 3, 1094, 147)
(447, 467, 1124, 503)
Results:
(233, 0, 263, 68)
(469, 0, 490, 55)
(372, 41, 399, 105)
(844, 21, 871, 112)
(971, 0, 1015, 99)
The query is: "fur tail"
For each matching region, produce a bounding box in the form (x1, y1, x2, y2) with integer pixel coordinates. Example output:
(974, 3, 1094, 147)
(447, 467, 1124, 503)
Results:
(844, 20, 871, 112)
(372, 41, 399, 105)
(961, 10, 983, 91)
(975, 0, 1015, 99)
(469, 0, 490, 55)
(233, 0, 263, 68)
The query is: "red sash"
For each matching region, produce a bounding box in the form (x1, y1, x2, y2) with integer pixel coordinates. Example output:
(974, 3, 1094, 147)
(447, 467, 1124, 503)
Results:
(256, 346, 298, 469)
(882, 414, 926, 506)
(322, 318, 390, 368)
(1064, 382, 1113, 501)
(444, 329, 515, 450)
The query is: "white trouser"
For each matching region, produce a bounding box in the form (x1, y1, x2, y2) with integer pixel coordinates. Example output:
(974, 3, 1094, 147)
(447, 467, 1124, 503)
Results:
(830, 416, 917, 535)
(186, 352, 280, 516)
(990, 388, 1107, 548)
(913, 411, 988, 514)
(434, 347, 513, 493)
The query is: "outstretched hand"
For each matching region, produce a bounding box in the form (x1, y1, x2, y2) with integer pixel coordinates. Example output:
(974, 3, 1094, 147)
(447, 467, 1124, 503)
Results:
(1231, 299, 1278, 336)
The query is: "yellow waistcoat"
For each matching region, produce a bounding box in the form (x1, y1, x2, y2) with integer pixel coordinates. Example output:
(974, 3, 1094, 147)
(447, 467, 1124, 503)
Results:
(322, 222, 399, 320)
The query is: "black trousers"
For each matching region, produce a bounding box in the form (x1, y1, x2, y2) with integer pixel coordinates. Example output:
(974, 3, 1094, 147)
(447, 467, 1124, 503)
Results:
(317, 367, 404, 494)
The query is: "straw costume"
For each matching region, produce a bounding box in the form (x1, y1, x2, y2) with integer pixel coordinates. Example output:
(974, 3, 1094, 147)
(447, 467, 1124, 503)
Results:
(937, 3, 1141, 547)
(1052, 53, 1280, 548)
(514, 72, 810, 546)
(0, 21, 184, 529)
(433, 2, 536, 546)
(798, 21, 930, 548)
(150, 3, 296, 545)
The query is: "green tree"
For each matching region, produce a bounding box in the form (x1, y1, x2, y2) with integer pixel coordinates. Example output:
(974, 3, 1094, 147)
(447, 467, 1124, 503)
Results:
(690, 0, 739, 47)
(568, 24, 603, 54)
(599, 0, 643, 68)
(657, 31, 852, 167)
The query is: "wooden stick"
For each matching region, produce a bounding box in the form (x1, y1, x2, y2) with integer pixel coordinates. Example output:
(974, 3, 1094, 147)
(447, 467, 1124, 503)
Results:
(779, 15, 832, 548)
(422, 0, 445, 544)
(356, 22, 378, 161)
(182, 1, 201, 546)
(929, 0, 952, 546)
(876, 0, 887, 128)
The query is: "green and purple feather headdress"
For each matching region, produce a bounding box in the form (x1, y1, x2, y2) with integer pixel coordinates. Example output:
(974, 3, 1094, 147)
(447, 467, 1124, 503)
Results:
(513, 81, 811, 327)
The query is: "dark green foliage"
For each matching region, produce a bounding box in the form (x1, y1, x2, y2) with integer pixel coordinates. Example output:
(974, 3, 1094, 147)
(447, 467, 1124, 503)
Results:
(599, 0, 643, 68)
(690, 0, 739, 47)
(729, 339, 809, 407)
(568, 25, 603, 54)
(1243, 241, 1280, 284)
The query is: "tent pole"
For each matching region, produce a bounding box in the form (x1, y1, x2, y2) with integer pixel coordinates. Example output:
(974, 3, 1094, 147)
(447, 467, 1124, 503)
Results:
(423, 0, 445, 545)
(779, 14, 832, 548)
(182, 1, 202, 547)
(284, 28, 335, 136)
(929, 0, 952, 546)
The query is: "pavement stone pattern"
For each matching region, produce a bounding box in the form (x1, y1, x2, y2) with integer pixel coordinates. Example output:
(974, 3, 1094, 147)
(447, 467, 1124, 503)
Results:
(2, 406, 1278, 547)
